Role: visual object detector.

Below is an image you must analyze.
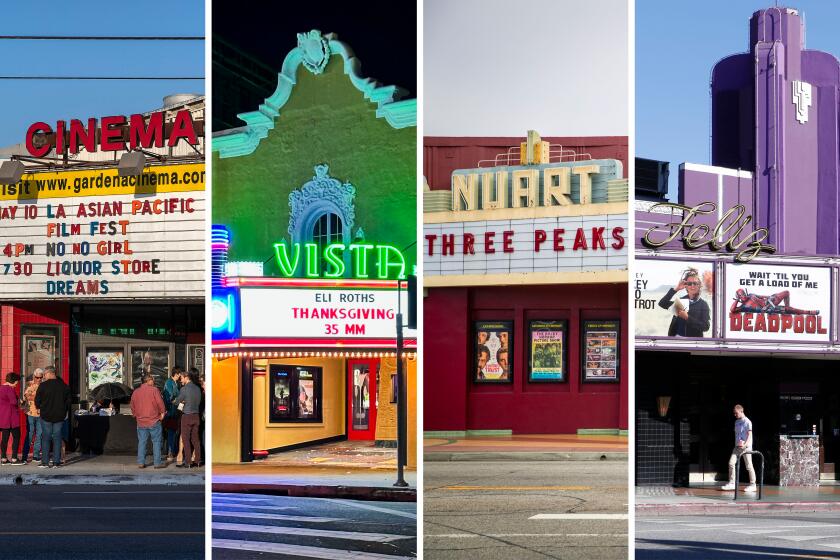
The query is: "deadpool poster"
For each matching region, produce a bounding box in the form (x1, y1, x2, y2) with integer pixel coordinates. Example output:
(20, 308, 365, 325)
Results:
(724, 263, 831, 342)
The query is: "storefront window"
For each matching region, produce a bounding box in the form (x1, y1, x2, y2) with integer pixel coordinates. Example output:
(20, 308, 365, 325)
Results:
(20, 325, 60, 392)
(269, 364, 322, 423)
(528, 320, 567, 382)
(474, 321, 513, 383)
(582, 320, 620, 383)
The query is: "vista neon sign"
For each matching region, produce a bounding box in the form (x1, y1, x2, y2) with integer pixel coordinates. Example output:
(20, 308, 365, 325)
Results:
(273, 241, 406, 280)
(26, 109, 199, 157)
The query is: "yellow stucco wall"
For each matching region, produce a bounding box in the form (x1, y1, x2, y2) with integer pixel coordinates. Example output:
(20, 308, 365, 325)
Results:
(211, 357, 241, 464)
(254, 357, 346, 451)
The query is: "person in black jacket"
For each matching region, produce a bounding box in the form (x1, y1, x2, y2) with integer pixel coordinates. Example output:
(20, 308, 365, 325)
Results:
(658, 268, 711, 337)
(34, 366, 71, 468)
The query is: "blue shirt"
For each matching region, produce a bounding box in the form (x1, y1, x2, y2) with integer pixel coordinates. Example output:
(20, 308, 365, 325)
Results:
(735, 416, 752, 446)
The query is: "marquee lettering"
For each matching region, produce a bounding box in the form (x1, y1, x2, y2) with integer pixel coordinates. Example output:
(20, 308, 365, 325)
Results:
(273, 241, 406, 280)
(641, 202, 776, 263)
(26, 110, 199, 157)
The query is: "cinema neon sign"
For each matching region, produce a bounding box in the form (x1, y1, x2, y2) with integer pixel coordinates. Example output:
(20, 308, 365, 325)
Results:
(26, 109, 199, 157)
(273, 241, 406, 280)
(642, 202, 776, 263)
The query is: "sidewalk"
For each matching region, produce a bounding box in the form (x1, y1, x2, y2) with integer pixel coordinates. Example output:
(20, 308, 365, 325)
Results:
(213, 441, 416, 502)
(0, 453, 205, 486)
(637, 483, 840, 516)
(424, 433, 628, 462)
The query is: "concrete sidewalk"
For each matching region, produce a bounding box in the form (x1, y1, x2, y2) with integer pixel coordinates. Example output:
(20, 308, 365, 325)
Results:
(212, 441, 416, 501)
(0, 453, 204, 485)
(637, 483, 840, 516)
(425, 433, 628, 462)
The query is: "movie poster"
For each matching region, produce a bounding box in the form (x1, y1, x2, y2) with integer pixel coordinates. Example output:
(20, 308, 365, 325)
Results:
(352, 364, 370, 430)
(724, 263, 831, 342)
(131, 347, 170, 390)
(529, 321, 566, 381)
(86, 350, 124, 390)
(475, 321, 512, 382)
(635, 259, 715, 338)
(582, 320, 620, 382)
(270, 367, 292, 421)
(298, 369, 316, 419)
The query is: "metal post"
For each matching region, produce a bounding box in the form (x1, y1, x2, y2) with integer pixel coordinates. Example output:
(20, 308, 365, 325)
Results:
(394, 280, 408, 487)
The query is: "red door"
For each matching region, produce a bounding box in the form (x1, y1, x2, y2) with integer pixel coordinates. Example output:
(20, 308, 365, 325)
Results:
(347, 359, 378, 440)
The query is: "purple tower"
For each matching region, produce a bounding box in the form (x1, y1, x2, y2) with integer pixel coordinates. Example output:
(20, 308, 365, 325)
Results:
(711, 7, 840, 255)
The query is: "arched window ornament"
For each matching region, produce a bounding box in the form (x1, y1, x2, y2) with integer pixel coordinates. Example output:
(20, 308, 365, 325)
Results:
(288, 164, 356, 248)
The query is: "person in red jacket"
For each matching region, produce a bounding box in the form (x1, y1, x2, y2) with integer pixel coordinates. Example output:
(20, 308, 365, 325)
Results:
(0, 372, 22, 465)
(130, 373, 167, 469)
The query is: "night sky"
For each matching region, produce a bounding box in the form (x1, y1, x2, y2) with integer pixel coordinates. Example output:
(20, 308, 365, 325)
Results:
(213, 0, 416, 121)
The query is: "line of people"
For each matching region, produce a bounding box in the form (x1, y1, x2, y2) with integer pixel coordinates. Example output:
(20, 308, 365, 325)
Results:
(0, 365, 204, 469)
(0, 366, 71, 467)
(131, 366, 204, 469)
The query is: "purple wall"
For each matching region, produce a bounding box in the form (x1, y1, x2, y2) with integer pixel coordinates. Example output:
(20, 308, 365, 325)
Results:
(639, 7, 840, 259)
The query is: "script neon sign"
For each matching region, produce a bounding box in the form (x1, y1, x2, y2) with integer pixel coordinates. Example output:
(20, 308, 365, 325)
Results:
(273, 242, 406, 280)
(642, 202, 776, 263)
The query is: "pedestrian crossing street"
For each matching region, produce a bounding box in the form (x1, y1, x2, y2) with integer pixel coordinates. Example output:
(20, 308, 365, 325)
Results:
(212, 493, 417, 559)
(637, 516, 840, 552)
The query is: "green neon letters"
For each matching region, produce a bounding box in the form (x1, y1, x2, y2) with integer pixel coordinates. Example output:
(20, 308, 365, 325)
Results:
(273, 241, 406, 279)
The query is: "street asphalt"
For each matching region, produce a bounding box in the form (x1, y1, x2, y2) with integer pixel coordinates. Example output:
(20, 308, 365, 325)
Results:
(0, 484, 204, 559)
(212, 492, 417, 558)
(636, 513, 840, 558)
(424, 460, 628, 560)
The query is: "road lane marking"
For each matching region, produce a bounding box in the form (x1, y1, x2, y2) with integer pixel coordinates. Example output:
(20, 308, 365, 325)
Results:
(0, 531, 202, 535)
(52, 506, 204, 510)
(443, 485, 591, 491)
(530, 514, 628, 520)
(426, 533, 627, 538)
(213, 538, 416, 559)
(212, 511, 344, 523)
(325, 499, 417, 520)
(212, 522, 412, 543)
(770, 535, 833, 542)
(64, 491, 204, 494)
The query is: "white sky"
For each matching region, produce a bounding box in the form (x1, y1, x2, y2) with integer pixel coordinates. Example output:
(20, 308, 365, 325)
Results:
(423, 0, 629, 137)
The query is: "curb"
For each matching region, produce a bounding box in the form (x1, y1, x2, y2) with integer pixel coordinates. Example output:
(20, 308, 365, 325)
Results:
(212, 482, 417, 502)
(636, 501, 840, 516)
(0, 473, 205, 486)
(424, 451, 628, 462)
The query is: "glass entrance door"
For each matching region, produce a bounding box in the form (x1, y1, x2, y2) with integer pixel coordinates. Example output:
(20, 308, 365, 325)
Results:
(347, 359, 378, 440)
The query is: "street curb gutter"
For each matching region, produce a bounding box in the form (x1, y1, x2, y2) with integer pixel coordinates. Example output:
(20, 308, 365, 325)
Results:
(213, 482, 417, 502)
(637, 501, 840, 516)
(425, 452, 628, 462)
(0, 474, 205, 486)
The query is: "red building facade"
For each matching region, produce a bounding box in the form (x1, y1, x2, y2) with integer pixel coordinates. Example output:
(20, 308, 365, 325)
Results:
(423, 134, 628, 435)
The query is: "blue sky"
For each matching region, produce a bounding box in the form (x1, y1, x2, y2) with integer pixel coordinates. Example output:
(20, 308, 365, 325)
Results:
(637, 1, 840, 197)
(0, 1, 204, 147)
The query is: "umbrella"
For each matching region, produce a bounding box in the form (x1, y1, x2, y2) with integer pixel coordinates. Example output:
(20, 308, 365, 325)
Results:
(89, 382, 133, 404)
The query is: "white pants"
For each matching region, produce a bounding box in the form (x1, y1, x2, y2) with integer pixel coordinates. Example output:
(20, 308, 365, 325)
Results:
(728, 446, 756, 484)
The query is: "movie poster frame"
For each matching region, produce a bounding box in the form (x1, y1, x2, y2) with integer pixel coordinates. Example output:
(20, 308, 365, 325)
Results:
(581, 319, 621, 383)
(268, 364, 323, 424)
(527, 319, 568, 383)
(472, 320, 514, 384)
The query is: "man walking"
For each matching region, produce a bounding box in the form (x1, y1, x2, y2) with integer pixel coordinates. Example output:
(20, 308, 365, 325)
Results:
(21, 368, 44, 463)
(175, 371, 202, 468)
(34, 366, 70, 469)
(722, 404, 757, 492)
(130, 374, 167, 469)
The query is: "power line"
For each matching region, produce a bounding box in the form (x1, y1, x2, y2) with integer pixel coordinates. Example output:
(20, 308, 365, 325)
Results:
(0, 76, 204, 80)
(0, 35, 203, 40)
